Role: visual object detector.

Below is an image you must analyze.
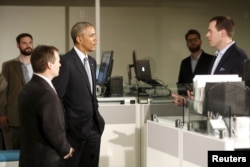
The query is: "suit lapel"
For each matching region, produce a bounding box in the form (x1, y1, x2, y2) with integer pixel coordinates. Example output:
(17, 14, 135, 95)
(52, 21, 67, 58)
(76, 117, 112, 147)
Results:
(208, 56, 216, 74)
(194, 53, 203, 73)
(88, 57, 96, 95)
(13, 58, 26, 85)
(71, 49, 93, 94)
(187, 57, 194, 75)
(88, 57, 95, 83)
(215, 44, 235, 73)
(32, 75, 57, 95)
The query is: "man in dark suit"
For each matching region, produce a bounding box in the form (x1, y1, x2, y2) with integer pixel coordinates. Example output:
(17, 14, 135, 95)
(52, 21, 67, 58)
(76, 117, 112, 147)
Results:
(52, 22, 105, 167)
(178, 29, 214, 84)
(0, 33, 33, 149)
(173, 16, 248, 106)
(206, 16, 248, 76)
(18, 45, 74, 167)
(177, 29, 214, 95)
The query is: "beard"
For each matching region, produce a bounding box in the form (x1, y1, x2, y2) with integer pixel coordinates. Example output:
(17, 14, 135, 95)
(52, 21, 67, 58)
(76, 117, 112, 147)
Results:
(188, 45, 201, 53)
(20, 47, 33, 56)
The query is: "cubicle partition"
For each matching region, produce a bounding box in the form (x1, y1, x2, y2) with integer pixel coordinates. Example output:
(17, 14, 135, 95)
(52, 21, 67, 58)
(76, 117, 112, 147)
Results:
(146, 98, 250, 167)
(146, 120, 236, 167)
(0, 96, 249, 167)
(147, 121, 181, 167)
(98, 97, 140, 167)
(140, 101, 183, 167)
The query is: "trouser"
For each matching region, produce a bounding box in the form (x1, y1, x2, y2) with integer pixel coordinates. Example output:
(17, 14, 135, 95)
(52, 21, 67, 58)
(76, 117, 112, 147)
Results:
(66, 123, 101, 167)
(0, 128, 4, 149)
(3, 126, 20, 149)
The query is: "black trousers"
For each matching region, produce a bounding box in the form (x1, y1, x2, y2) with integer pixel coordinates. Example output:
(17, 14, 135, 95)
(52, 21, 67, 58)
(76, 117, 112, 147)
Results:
(66, 123, 101, 167)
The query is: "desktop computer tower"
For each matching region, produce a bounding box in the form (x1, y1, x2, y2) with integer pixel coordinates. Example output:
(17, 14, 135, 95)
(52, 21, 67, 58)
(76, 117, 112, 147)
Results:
(105, 76, 123, 97)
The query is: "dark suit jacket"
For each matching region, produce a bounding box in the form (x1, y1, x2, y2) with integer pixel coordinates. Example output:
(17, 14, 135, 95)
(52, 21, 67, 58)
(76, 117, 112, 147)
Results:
(18, 75, 71, 167)
(0, 57, 25, 127)
(52, 48, 105, 142)
(178, 51, 214, 84)
(208, 43, 248, 76)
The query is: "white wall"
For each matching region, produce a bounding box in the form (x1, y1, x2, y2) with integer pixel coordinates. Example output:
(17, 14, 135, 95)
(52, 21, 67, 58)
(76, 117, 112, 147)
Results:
(99, 6, 250, 85)
(0, 6, 66, 65)
(0, 5, 249, 85)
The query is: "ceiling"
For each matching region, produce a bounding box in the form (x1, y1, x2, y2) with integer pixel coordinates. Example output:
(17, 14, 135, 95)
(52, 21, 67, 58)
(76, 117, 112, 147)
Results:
(0, 0, 248, 7)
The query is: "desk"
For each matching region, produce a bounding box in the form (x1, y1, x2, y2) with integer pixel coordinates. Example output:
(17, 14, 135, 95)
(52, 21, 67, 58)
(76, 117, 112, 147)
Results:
(0, 97, 248, 167)
(147, 116, 250, 167)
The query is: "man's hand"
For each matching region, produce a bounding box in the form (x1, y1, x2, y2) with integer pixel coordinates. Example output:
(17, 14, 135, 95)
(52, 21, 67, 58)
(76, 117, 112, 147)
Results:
(172, 90, 194, 107)
(171, 94, 186, 106)
(0, 115, 10, 130)
(187, 90, 194, 100)
(64, 147, 74, 159)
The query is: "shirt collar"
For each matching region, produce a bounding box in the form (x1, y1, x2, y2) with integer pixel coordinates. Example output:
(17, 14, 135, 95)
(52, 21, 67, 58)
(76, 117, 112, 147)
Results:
(216, 41, 235, 56)
(74, 46, 88, 60)
(34, 73, 55, 90)
(19, 56, 31, 66)
(191, 51, 202, 61)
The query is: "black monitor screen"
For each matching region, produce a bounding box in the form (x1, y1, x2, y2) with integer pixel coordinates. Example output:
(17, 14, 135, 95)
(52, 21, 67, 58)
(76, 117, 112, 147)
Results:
(127, 50, 137, 84)
(132, 50, 137, 78)
(135, 60, 152, 80)
(134, 59, 163, 86)
(96, 51, 114, 86)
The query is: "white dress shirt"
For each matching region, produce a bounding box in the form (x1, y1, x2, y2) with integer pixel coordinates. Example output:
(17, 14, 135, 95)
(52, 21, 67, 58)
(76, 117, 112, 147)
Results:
(210, 41, 235, 74)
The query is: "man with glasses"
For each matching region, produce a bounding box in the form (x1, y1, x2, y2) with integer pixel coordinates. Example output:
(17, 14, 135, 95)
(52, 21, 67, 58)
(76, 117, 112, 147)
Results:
(173, 16, 248, 106)
(177, 29, 214, 96)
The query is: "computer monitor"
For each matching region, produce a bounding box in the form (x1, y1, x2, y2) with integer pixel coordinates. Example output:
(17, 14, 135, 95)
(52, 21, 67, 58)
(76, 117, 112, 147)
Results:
(136, 60, 152, 80)
(132, 50, 137, 78)
(127, 50, 137, 84)
(96, 51, 114, 86)
(127, 50, 162, 86)
(135, 59, 163, 86)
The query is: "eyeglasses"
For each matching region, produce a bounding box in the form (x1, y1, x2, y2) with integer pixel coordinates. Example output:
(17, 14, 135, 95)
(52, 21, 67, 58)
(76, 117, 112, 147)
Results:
(187, 38, 200, 43)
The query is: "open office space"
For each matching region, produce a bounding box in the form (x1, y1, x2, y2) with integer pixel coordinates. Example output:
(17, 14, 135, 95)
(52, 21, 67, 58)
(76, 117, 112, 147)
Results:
(1, 0, 250, 84)
(1, 0, 250, 167)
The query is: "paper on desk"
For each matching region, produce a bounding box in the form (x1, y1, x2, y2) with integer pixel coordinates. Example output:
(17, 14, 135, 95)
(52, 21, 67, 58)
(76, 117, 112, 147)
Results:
(209, 119, 227, 130)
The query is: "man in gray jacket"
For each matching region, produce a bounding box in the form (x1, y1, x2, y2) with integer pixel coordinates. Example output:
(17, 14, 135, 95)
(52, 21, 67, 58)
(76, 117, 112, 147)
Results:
(0, 33, 33, 149)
